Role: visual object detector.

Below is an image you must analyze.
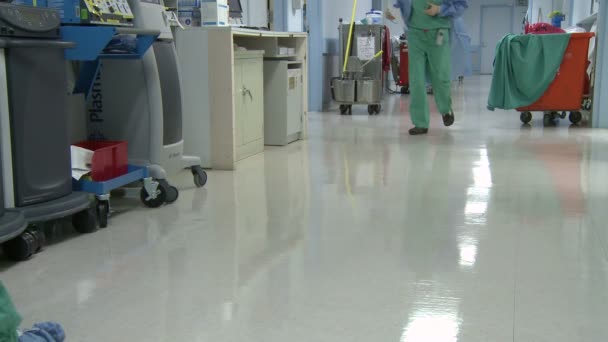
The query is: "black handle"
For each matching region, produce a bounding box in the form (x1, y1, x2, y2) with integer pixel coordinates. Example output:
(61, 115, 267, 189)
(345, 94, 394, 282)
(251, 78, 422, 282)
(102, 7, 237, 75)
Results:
(0, 39, 75, 49)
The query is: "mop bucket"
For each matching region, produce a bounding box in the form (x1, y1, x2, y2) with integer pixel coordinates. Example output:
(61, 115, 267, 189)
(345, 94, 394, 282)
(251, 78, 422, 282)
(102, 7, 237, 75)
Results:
(357, 78, 382, 103)
(331, 78, 356, 103)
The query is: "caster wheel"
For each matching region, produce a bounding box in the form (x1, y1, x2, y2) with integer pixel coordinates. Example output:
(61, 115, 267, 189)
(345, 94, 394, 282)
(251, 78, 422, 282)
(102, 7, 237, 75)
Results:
(340, 105, 348, 115)
(401, 86, 410, 95)
(140, 181, 167, 208)
(97, 201, 110, 229)
(158, 179, 179, 204)
(569, 111, 583, 124)
(2, 229, 45, 261)
(368, 105, 374, 115)
(73, 208, 98, 234)
(374, 105, 381, 114)
(165, 186, 179, 204)
(583, 99, 592, 111)
(520, 112, 532, 124)
(192, 166, 207, 188)
(543, 113, 554, 127)
(348, 105, 352, 115)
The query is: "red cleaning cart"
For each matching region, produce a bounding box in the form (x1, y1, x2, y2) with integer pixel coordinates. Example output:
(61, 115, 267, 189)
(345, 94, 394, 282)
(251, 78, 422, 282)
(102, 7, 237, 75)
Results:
(518, 32, 595, 126)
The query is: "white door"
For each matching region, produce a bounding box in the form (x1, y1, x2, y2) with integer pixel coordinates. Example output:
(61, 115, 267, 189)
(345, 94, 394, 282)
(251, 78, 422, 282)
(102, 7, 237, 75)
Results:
(481, 6, 513, 74)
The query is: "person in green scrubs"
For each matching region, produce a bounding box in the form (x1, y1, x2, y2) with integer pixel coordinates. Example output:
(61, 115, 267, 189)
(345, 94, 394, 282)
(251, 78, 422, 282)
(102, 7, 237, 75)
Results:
(388, 0, 469, 135)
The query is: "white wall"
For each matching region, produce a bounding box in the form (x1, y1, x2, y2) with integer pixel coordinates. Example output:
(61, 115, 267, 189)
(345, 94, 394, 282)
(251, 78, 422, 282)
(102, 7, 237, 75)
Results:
(464, 0, 527, 46)
(382, 0, 406, 38)
(241, 0, 304, 32)
(570, 0, 595, 25)
(322, 0, 372, 45)
(532, 0, 596, 27)
(592, 0, 606, 127)
(529, 0, 552, 23)
(286, 3, 303, 31)
(245, 0, 268, 27)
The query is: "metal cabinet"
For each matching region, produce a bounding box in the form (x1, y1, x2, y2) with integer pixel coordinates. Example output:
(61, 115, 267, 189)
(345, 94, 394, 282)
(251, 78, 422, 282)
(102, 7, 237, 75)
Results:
(263, 60, 303, 146)
(234, 50, 265, 161)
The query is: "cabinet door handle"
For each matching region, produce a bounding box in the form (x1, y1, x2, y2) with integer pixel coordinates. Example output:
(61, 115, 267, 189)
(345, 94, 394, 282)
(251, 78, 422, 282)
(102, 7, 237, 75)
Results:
(243, 87, 253, 101)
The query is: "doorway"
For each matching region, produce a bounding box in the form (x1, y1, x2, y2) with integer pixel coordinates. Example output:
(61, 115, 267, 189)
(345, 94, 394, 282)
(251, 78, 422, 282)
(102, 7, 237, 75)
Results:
(480, 5, 513, 74)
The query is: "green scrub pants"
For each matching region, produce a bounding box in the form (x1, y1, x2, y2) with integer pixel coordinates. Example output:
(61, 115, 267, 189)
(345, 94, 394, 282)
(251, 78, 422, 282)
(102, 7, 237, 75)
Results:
(408, 28, 453, 129)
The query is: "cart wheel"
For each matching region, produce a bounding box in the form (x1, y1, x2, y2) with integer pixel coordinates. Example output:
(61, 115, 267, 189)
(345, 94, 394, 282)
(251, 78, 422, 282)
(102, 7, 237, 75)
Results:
(375, 105, 381, 114)
(520, 112, 532, 124)
(165, 186, 179, 204)
(192, 166, 207, 188)
(569, 111, 583, 124)
(401, 86, 410, 95)
(340, 105, 348, 115)
(583, 99, 592, 111)
(2, 229, 45, 261)
(73, 208, 98, 234)
(140, 182, 166, 208)
(368, 105, 374, 115)
(97, 201, 110, 229)
(543, 113, 554, 127)
(157, 179, 179, 204)
(348, 105, 353, 115)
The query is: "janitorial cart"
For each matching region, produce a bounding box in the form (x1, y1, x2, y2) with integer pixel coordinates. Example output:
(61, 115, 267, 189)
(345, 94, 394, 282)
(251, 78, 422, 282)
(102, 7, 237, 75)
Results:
(332, 18, 386, 115)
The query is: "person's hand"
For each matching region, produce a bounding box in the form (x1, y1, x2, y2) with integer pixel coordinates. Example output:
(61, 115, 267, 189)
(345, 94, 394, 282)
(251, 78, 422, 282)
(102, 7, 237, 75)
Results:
(425, 3, 441, 16)
(385, 9, 397, 21)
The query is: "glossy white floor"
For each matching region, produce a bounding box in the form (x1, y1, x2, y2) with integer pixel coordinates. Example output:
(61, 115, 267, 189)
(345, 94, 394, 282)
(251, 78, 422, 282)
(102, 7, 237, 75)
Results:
(3, 75, 608, 341)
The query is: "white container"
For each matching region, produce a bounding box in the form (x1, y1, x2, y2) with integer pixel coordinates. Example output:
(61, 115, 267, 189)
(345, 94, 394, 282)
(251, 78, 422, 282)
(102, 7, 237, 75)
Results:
(366, 10, 382, 24)
(178, 10, 201, 27)
(201, 1, 229, 26)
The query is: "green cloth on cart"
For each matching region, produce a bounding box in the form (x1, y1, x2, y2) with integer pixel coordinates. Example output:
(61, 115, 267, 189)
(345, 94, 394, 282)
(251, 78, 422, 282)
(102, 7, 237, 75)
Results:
(0, 282, 21, 342)
(487, 33, 571, 110)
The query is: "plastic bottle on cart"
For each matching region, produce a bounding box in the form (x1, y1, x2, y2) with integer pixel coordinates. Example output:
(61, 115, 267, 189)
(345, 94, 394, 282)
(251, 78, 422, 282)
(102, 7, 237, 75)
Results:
(366, 9, 382, 25)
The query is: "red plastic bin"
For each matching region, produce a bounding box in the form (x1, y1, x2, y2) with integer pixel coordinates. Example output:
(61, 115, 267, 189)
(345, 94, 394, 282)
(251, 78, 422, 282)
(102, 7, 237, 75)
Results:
(518, 32, 595, 112)
(73, 141, 128, 182)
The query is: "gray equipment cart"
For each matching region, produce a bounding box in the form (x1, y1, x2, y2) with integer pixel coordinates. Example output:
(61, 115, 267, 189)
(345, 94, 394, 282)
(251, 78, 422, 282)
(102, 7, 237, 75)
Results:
(331, 22, 385, 115)
(0, 3, 97, 261)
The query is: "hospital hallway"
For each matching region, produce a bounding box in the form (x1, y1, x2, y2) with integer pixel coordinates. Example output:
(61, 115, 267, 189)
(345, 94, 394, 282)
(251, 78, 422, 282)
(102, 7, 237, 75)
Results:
(3, 75, 608, 341)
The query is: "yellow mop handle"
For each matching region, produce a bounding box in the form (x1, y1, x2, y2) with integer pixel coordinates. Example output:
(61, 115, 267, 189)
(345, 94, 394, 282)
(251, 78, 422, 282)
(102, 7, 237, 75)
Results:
(342, 0, 358, 74)
(360, 51, 384, 68)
